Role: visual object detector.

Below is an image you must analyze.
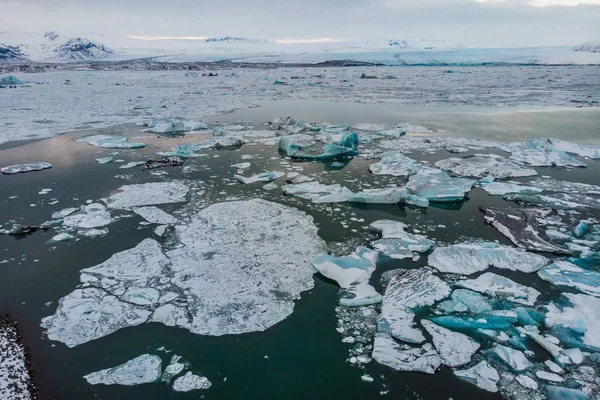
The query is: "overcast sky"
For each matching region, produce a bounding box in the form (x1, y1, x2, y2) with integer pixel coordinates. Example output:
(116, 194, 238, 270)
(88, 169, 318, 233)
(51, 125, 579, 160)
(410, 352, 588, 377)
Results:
(1, 0, 599, 47)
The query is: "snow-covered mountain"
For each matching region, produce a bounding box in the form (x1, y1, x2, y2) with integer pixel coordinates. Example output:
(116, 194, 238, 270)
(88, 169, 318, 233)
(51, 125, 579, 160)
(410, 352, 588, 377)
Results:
(573, 40, 600, 53)
(204, 36, 272, 44)
(0, 30, 115, 62)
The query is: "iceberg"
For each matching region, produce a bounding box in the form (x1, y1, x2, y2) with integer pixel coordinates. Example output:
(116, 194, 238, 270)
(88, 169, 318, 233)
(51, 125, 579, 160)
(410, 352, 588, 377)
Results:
(456, 272, 541, 306)
(283, 181, 353, 203)
(435, 154, 538, 179)
(141, 118, 209, 134)
(77, 135, 145, 149)
(369, 220, 434, 259)
(278, 135, 317, 157)
(483, 344, 531, 371)
(437, 289, 492, 314)
(480, 182, 543, 196)
(347, 187, 408, 204)
(104, 181, 189, 210)
(233, 171, 284, 184)
(194, 136, 245, 149)
(156, 144, 205, 158)
(545, 293, 600, 349)
(83, 354, 162, 386)
(42, 200, 326, 346)
(481, 207, 572, 255)
(406, 168, 476, 202)
(1, 162, 52, 175)
(172, 372, 211, 392)
(421, 320, 479, 367)
(454, 361, 500, 393)
(62, 203, 115, 229)
(133, 206, 179, 225)
(372, 334, 441, 374)
(538, 261, 600, 298)
(508, 139, 586, 167)
(0, 75, 24, 85)
(379, 269, 451, 344)
(279, 132, 359, 161)
(428, 242, 549, 275)
(369, 151, 423, 177)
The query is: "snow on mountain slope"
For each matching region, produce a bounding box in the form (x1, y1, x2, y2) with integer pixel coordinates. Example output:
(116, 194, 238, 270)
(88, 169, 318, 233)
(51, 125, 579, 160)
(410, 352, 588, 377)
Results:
(0, 30, 115, 62)
(573, 40, 600, 53)
(0, 44, 29, 63)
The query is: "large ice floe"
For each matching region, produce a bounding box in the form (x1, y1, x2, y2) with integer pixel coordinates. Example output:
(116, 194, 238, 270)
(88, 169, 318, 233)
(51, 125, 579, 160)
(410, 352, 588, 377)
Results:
(103, 181, 189, 210)
(140, 118, 209, 134)
(1, 162, 52, 175)
(378, 269, 451, 344)
(283, 181, 353, 203)
(132, 206, 179, 225)
(369, 220, 434, 259)
(172, 372, 212, 392)
(435, 154, 538, 179)
(84, 354, 162, 386)
(77, 135, 145, 149)
(504, 192, 600, 211)
(41, 200, 326, 346)
(481, 207, 572, 254)
(455, 272, 541, 306)
(369, 151, 424, 177)
(371, 334, 442, 374)
(538, 261, 600, 298)
(480, 182, 543, 196)
(421, 320, 480, 367)
(61, 203, 115, 230)
(507, 139, 586, 167)
(278, 132, 359, 161)
(312, 247, 381, 307)
(545, 293, 600, 350)
(406, 168, 476, 202)
(454, 361, 500, 392)
(428, 242, 549, 275)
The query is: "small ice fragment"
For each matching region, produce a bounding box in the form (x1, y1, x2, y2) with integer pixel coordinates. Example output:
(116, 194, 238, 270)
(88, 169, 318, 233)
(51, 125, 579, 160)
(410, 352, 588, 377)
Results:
(515, 375, 538, 390)
(234, 171, 284, 184)
(172, 371, 211, 392)
(50, 233, 74, 242)
(535, 371, 564, 382)
(119, 161, 146, 169)
(97, 157, 113, 164)
(1, 162, 52, 175)
(454, 361, 499, 392)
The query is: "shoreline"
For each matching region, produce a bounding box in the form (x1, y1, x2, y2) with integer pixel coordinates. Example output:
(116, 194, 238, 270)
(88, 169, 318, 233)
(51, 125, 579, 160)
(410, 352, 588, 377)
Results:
(0, 315, 36, 400)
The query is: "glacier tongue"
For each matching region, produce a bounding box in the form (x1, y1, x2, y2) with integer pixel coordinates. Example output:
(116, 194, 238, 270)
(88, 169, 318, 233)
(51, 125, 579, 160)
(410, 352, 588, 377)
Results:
(84, 354, 162, 386)
(454, 361, 500, 393)
(421, 320, 480, 367)
(435, 154, 537, 179)
(42, 199, 326, 346)
(428, 242, 549, 275)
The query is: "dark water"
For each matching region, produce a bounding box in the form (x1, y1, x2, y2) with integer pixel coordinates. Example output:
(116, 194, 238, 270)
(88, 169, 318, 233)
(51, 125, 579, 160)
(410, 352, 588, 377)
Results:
(0, 105, 599, 400)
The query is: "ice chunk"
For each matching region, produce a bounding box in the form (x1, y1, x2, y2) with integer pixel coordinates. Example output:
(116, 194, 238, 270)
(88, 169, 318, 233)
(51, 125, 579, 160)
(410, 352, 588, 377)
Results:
(312, 247, 381, 306)
(421, 320, 479, 367)
(0, 75, 24, 85)
(545, 360, 565, 374)
(546, 387, 590, 400)
(480, 182, 543, 196)
(233, 171, 284, 184)
(379, 136, 504, 154)
(505, 193, 600, 210)
(351, 123, 387, 131)
(96, 157, 113, 164)
(429, 242, 549, 275)
(538, 261, 600, 298)
(435, 154, 537, 179)
(437, 289, 492, 314)
(508, 139, 586, 167)
(62, 203, 115, 229)
(50, 233, 74, 242)
(347, 187, 408, 204)
(516, 326, 573, 366)
(119, 161, 145, 169)
(161, 355, 186, 383)
(536, 371, 564, 382)
(141, 118, 209, 134)
(372, 333, 441, 374)
(231, 162, 251, 170)
(52, 207, 78, 219)
(545, 293, 600, 349)
(527, 178, 600, 195)
(454, 361, 500, 393)
(515, 375, 538, 390)
(456, 272, 540, 306)
(531, 138, 600, 159)
(84, 354, 162, 386)
(172, 372, 211, 392)
(369, 151, 423, 177)
(283, 181, 353, 203)
(104, 181, 189, 210)
(133, 206, 178, 225)
(194, 136, 245, 149)
(1, 162, 52, 175)
(77, 135, 145, 149)
(484, 344, 531, 371)
(379, 269, 451, 344)
(369, 220, 434, 259)
(481, 207, 572, 254)
(515, 308, 545, 326)
(406, 168, 475, 202)
(573, 221, 590, 238)
(431, 315, 514, 330)
(280, 132, 359, 161)
(278, 135, 317, 157)
(156, 144, 205, 158)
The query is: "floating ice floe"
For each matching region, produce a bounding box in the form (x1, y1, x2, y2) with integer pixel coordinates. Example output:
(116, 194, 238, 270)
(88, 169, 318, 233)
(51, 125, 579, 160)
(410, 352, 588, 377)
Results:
(132, 206, 178, 225)
(378, 136, 505, 154)
(172, 372, 211, 392)
(420, 320, 479, 367)
(312, 247, 381, 306)
(546, 386, 591, 400)
(435, 154, 538, 179)
(77, 135, 145, 149)
(0, 75, 24, 85)
(279, 132, 359, 161)
(456, 272, 541, 306)
(104, 181, 189, 210)
(437, 289, 492, 314)
(373, 128, 406, 139)
(1, 162, 52, 175)
(527, 178, 600, 195)
(507, 139, 585, 167)
(42, 200, 326, 346)
(231, 162, 251, 170)
(96, 157, 113, 164)
(515, 374, 538, 390)
(454, 361, 500, 392)
(573, 221, 590, 238)
(269, 116, 310, 134)
(372, 334, 441, 374)
(428, 242, 549, 275)
(283, 181, 353, 203)
(193, 136, 245, 150)
(62, 203, 115, 230)
(161, 355, 186, 383)
(406, 168, 476, 202)
(480, 182, 544, 196)
(84, 354, 162, 386)
(481, 207, 572, 254)
(516, 326, 574, 366)
(395, 123, 438, 134)
(50, 233, 74, 242)
(140, 118, 209, 134)
(234, 171, 284, 184)
(523, 138, 600, 160)
(368, 151, 423, 177)
(504, 193, 600, 210)
(156, 144, 205, 158)
(351, 123, 387, 132)
(369, 220, 434, 259)
(484, 344, 532, 371)
(538, 261, 600, 298)
(347, 187, 406, 205)
(545, 293, 600, 350)
(379, 269, 451, 344)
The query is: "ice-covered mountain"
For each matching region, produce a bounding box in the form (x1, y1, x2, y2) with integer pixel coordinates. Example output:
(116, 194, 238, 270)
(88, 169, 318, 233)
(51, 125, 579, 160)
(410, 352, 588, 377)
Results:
(0, 30, 115, 62)
(573, 40, 600, 53)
